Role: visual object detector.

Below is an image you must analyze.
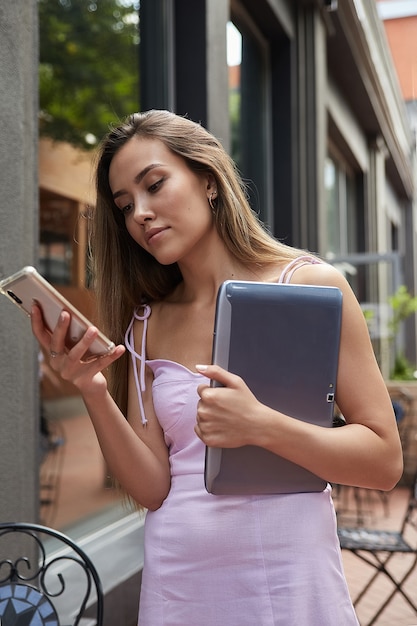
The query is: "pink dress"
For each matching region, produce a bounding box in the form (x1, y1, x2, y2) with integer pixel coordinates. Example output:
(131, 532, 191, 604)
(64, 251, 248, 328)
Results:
(125, 257, 359, 626)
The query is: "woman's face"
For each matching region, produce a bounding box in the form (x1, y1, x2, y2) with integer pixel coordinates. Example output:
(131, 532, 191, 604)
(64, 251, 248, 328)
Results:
(108, 136, 216, 266)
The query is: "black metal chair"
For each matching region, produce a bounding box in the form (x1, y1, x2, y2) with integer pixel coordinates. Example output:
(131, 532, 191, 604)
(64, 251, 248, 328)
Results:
(338, 475, 417, 626)
(0, 522, 104, 626)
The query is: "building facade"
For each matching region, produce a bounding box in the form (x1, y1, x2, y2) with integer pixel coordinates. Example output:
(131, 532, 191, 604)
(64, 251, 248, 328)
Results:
(140, 0, 416, 376)
(376, 0, 417, 374)
(36, 0, 417, 378)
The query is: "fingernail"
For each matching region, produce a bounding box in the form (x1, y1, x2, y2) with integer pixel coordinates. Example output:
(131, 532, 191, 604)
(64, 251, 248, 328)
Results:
(195, 364, 208, 372)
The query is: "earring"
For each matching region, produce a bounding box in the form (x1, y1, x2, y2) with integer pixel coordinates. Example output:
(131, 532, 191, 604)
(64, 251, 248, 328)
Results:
(208, 191, 217, 212)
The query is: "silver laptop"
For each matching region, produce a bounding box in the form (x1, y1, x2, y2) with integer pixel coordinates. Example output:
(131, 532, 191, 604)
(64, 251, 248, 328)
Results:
(204, 280, 342, 495)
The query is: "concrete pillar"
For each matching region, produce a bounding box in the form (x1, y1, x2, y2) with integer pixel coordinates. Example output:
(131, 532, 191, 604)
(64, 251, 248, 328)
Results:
(0, 0, 39, 522)
(296, 6, 327, 252)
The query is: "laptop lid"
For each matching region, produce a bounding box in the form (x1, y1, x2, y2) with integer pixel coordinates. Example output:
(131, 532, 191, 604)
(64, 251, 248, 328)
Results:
(204, 280, 342, 495)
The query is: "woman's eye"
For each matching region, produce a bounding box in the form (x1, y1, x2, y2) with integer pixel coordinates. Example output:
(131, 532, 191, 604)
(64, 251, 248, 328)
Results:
(149, 178, 164, 193)
(120, 203, 133, 215)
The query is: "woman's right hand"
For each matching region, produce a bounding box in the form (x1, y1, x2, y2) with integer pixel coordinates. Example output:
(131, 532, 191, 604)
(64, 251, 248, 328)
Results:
(31, 302, 125, 397)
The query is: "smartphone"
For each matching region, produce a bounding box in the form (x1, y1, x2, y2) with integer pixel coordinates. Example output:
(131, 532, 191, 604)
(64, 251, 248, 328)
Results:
(0, 266, 115, 359)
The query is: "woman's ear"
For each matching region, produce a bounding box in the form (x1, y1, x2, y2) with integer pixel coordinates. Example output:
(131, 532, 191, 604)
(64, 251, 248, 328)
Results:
(206, 173, 217, 194)
(205, 173, 218, 211)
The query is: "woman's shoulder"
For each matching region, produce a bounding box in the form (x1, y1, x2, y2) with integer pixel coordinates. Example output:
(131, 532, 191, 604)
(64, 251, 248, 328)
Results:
(284, 257, 349, 290)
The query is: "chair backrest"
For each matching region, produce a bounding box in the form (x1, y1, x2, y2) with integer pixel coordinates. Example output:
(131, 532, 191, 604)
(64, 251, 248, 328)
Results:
(0, 522, 103, 626)
(401, 473, 417, 539)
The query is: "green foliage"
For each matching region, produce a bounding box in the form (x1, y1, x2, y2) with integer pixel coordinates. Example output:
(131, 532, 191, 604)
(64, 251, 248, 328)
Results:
(388, 285, 417, 380)
(388, 285, 417, 337)
(391, 353, 416, 381)
(362, 307, 374, 328)
(39, 0, 140, 149)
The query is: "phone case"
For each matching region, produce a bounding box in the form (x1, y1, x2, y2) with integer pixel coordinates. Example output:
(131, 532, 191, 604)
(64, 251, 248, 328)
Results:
(0, 266, 115, 359)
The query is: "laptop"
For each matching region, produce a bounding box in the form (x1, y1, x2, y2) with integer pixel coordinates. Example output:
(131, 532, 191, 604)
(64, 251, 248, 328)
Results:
(204, 280, 342, 495)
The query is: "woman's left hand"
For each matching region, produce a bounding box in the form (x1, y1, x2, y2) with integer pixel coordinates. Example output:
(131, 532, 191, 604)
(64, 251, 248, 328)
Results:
(195, 364, 262, 448)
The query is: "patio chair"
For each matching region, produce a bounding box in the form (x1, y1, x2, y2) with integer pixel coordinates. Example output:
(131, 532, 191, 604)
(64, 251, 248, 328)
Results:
(0, 522, 103, 625)
(337, 474, 417, 626)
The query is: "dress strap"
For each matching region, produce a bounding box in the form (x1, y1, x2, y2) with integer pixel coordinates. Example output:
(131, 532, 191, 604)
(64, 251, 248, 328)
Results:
(124, 305, 152, 426)
(278, 254, 323, 284)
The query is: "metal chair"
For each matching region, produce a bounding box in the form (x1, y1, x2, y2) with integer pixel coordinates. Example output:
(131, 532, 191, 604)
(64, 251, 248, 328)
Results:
(0, 522, 103, 625)
(338, 475, 417, 626)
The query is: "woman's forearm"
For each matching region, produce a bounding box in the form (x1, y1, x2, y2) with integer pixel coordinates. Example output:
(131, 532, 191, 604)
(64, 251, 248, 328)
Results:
(252, 404, 402, 491)
(82, 387, 170, 510)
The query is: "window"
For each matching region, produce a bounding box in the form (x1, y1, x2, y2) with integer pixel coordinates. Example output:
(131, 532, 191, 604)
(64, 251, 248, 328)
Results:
(39, 192, 76, 286)
(227, 22, 242, 166)
(38, 0, 139, 534)
(324, 155, 358, 258)
(228, 14, 272, 224)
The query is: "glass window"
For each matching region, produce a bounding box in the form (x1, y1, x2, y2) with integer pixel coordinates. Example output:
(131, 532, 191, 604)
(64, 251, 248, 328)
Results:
(227, 16, 271, 224)
(39, 238, 72, 286)
(39, 192, 76, 286)
(38, 0, 139, 534)
(324, 157, 341, 256)
(227, 22, 242, 166)
(324, 155, 358, 257)
(324, 154, 362, 297)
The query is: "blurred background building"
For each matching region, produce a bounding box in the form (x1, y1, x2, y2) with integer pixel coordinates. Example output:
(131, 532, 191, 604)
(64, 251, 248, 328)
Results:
(37, 0, 417, 379)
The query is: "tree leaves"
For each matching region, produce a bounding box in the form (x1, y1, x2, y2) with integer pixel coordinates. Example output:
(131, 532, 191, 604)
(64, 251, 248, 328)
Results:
(39, 0, 140, 149)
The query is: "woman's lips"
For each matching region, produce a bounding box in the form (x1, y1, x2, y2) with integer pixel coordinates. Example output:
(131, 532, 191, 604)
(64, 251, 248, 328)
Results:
(145, 227, 168, 245)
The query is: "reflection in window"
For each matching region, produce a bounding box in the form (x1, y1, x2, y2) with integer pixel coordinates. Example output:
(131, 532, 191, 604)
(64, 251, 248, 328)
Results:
(227, 22, 242, 165)
(227, 18, 270, 223)
(324, 158, 341, 256)
(39, 236, 72, 286)
(324, 155, 357, 258)
(37, 0, 139, 533)
(324, 155, 361, 296)
(39, 193, 77, 286)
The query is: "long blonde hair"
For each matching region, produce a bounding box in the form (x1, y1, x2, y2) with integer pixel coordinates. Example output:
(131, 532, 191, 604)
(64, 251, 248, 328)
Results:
(92, 110, 305, 413)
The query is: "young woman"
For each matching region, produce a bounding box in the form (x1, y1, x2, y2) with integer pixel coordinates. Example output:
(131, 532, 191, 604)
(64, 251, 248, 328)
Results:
(31, 110, 403, 625)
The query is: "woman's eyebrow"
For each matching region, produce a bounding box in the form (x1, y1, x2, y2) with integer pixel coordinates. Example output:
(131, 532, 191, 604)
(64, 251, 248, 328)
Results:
(112, 163, 163, 200)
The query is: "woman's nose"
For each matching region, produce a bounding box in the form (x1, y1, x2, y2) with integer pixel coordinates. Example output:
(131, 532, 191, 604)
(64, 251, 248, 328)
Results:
(133, 199, 154, 224)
